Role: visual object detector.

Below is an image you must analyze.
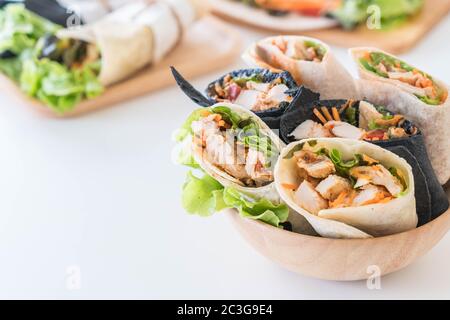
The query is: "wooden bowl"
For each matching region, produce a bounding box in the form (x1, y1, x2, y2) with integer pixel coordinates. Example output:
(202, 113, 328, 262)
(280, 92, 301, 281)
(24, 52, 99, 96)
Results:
(227, 193, 450, 281)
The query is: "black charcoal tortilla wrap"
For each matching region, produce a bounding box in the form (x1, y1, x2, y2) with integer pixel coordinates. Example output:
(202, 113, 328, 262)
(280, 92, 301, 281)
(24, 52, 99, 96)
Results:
(350, 47, 450, 185)
(57, 0, 204, 86)
(242, 36, 359, 100)
(189, 102, 285, 203)
(275, 138, 417, 239)
(279, 99, 449, 226)
(170, 67, 299, 119)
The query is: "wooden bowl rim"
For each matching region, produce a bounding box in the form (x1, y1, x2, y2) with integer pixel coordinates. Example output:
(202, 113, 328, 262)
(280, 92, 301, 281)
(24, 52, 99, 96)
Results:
(228, 205, 450, 244)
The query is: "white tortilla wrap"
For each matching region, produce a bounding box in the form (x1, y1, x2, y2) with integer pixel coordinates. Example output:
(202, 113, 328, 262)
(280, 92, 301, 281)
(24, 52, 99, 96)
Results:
(275, 138, 417, 239)
(242, 36, 359, 100)
(191, 102, 285, 203)
(57, 0, 204, 86)
(350, 47, 450, 185)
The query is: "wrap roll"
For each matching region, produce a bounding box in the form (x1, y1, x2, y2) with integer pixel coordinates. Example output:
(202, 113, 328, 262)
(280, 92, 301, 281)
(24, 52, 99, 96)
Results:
(170, 67, 298, 119)
(242, 36, 358, 100)
(278, 97, 449, 226)
(57, 0, 204, 86)
(275, 138, 417, 239)
(186, 102, 285, 203)
(350, 47, 450, 185)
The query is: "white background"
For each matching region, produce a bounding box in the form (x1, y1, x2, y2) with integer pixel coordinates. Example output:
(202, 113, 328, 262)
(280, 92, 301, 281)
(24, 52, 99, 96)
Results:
(1, 15, 450, 300)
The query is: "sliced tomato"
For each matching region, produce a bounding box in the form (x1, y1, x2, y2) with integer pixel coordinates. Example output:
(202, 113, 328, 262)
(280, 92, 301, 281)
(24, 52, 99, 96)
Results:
(365, 129, 387, 141)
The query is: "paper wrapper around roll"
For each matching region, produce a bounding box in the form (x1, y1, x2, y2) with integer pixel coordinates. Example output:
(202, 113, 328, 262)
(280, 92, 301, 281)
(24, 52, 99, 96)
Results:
(57, 0, 206, 86)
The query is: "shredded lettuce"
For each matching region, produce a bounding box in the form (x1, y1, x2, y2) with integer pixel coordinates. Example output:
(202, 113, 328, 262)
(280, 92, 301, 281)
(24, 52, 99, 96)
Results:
(0, 4, 59, 55)
(223, 187, 289, 228)
(0, 5, 103, 112)
(181, 170, 288, 228)
(20, 58, 103, 113)
(329, 149, 361, 177)
(0, 55, 22, 81)
(331, 0, 423, 30)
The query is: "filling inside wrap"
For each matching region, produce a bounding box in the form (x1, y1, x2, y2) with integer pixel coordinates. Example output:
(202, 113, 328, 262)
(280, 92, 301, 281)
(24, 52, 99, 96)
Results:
(280, 141, 407, 215)
(190, 106, 280, 187)
(209, 72, 293, 112)
(289, 100, 419, 142)
(358, 51, 448, 105)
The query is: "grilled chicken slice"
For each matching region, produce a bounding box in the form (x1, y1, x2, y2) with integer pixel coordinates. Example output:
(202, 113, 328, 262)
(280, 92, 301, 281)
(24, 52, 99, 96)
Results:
(295, 150, 336, 179)
(289, 120, 332, 140)
(352, 184, 391, 206)
(245, 148, 273, 187)
(315, 175, 352, 201)
(191, 115, 221, 139)
(350, 165, 403, 196)
(294, 180, 329, 215)
(246, 81, 271, 92)
(205, 134, 249, 182)
(234, 90, 260, 110)
(267, 84, 290, 103)
(324, 121, 365, 140)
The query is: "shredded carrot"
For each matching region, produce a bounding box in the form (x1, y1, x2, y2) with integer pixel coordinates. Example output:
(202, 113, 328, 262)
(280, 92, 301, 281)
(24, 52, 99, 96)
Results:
(332, 107, 340, 121)
(218, 120, 226, 127)
(379, 197, 393, 204)
(281, 183, 297, 190)
(330, 191, 349, 208)
(321, 107, 333, 122)
(214, 114, 222, 122)
(363, 52, 371, 61)
(313, 108, 327, 124)
(339, 99, 353, 113)
(200, 110, 211, 117)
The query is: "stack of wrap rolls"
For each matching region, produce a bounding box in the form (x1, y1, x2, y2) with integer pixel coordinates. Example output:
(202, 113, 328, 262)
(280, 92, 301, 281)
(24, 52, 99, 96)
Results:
(276, 89, 449, 227)
(173, 35, 450, 239)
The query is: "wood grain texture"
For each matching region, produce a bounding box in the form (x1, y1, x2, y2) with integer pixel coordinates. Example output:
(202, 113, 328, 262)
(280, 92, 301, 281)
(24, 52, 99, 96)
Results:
(227, 188, 450, 281)
(213, 0, 450, 54)
(0, 17, 242, 118)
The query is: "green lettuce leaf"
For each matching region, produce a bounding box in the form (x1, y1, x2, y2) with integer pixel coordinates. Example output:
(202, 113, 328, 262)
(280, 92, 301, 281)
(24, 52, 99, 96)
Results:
(20, 57, 103, 113)
(182, 171, 227, 217)
(0, 4, 60, 55)
(177, 140, 200, 169)
(175, 108, 208, 142)
(331, 0, 423, 30)
(223, 187, 289, 228)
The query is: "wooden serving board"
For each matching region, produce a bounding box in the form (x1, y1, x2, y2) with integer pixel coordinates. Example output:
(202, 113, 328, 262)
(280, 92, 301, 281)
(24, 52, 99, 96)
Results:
(213, 0, 450, 54)
(0, 16, 242, 118)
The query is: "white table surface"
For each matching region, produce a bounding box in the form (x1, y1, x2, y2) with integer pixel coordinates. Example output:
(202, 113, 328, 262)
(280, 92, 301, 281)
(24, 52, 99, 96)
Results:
(1, 15, 450, 300)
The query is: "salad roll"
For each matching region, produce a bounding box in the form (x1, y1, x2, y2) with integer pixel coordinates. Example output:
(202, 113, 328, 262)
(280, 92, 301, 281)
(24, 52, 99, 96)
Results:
(58, 0, 203, 86)
(187, 102, 284, 202)
(279, 98, 449, 225)
(171, 67, 298, 118)
(350, 47, 450, 184)
(275, 138, 417, 239)
(177, 102, 290, 228)
(242, 36, 358, 100)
